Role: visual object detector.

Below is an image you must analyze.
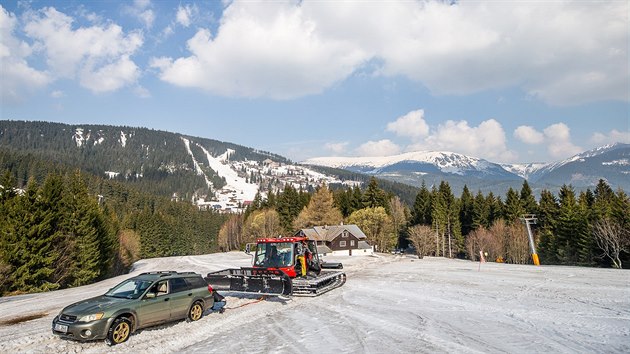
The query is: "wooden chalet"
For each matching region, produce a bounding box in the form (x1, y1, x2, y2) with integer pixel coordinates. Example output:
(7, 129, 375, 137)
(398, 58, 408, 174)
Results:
(294, 224, 373, 256)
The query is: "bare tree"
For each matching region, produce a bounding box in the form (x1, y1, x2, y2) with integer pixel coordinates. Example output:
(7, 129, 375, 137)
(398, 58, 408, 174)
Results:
(489, 220, 508, 262)
(504, 223, 530, 264)
(465, 225, 505, 262)
(218, 214, 244, 251)
(244, 209, 282, 242)
(407, 225, 434, 258)
(593, 218, 629, 269)
(389, 196, 409, 249)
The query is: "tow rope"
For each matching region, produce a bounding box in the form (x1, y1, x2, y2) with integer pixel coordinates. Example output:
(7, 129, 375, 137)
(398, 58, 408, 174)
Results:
(224, 296, 267, 310)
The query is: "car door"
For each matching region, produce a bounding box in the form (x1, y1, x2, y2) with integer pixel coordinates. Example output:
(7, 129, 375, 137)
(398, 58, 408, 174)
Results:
(136, 280, 171, 327)
(168, 277, 193, 320)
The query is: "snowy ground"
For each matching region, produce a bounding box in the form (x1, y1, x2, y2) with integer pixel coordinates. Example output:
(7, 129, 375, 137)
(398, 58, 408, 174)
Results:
(1, 253, 629, 353)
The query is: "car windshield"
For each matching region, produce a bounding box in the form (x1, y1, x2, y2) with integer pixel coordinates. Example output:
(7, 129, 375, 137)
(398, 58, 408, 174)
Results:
(254, 242, 294, 268)
(105, 279, 153, 299)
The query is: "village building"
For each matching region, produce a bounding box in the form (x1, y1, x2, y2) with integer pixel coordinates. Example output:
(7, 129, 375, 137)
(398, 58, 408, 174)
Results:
(295, 224, 373, 256)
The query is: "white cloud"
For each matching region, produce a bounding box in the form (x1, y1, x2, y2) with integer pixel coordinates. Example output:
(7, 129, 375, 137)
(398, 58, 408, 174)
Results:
(515, 122, 584, 159)
(383, 109, 517, 161)
(50, 90, 64, 98)
(176, 4, 197, 27)
(324, 142, 349, 155)
(79, 55, 140, 93)
(0, 5, 50, 103)
(407, 118, 517, 162)
(590, 129, 630, 145)
(152, 1, 369, 99)
(355, 140, 401, 157)
(124, 0, 155, 28)
(23, 7, 143, 93)
(543, 123, 582, 158)
(133, 85, 151, 98)
(151, 0, 627, 104)
(386, 109, 429, 139)
(514, 126, 544, 144)
(369, 1, 628, 105)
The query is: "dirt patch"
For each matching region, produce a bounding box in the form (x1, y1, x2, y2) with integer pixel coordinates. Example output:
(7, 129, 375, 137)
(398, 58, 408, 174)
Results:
(0, 312, 48, 326)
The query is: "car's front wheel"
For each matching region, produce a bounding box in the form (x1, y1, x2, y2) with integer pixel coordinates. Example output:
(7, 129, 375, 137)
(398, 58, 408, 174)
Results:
(187, 301, 204, 322)
(105, 317, 131, 346)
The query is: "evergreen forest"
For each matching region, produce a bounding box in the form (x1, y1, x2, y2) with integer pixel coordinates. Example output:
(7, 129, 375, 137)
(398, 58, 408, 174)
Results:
(0, 166, 227, 296)
(224, 177, 630, 270)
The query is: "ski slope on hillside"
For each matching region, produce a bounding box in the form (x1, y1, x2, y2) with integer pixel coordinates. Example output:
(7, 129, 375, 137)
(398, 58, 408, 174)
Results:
(1, 254, 628, 353)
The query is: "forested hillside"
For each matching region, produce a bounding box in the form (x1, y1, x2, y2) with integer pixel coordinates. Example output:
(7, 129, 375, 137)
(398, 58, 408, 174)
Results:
(0, 120, 287, 199)
(0, 150, 227, 296)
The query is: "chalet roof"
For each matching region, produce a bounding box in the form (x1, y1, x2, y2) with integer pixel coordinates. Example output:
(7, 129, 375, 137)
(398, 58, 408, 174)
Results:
(357, 240, 372, 250)
(296, 224, 367, 242)
(317, 245, 333, 255)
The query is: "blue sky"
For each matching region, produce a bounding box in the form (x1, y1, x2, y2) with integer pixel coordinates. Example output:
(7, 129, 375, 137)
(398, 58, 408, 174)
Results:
(1, 0, 628, 164)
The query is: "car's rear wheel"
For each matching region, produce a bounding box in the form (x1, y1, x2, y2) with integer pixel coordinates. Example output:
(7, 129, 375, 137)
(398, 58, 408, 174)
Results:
(187, 301, 204, 322)
(106, 317, 131, 346)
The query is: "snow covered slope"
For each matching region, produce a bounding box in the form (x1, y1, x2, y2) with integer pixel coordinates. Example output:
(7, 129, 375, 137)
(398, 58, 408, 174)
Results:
(1, 253, 628, 353)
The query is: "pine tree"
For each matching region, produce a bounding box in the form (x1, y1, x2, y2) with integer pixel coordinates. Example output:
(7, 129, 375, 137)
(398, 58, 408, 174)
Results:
(577, 189, 596, 265)
(520, 180, 538, 216)
(411, 181, 432, 226)
(504, 187, 524, 224)
(486, 192, 503, 226)
(556, 185, 588, 265)
(459, 185, 474, 236)
(333, 188, 352, 218)
(537, 189, 559, 264)
(362, 177, 389, 211)
(276, 185, 302, 233)
(431, 181, 462, 258)
(472, 190, 490, 229)
(2, 178, 59, 293)
(62, 172, 113, 286)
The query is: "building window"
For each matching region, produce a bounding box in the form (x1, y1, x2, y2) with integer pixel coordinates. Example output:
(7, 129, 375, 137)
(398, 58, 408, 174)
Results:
(342, 230, 348, 238)
(339, 240, 346, 247)
(351, 240, 355, 246)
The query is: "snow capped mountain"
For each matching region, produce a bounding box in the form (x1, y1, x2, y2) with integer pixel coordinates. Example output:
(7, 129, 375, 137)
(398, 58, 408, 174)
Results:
(540, 142, 628, 173)
(304, 143, 630, 194)
(305, 150, 514, 178)
(532, 143, 630, 188)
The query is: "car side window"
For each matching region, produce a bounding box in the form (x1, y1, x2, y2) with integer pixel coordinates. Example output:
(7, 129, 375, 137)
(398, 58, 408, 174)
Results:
(185, 276, 206, 289)
(155, 280, 168, 296)
(170, 278, 189, 293)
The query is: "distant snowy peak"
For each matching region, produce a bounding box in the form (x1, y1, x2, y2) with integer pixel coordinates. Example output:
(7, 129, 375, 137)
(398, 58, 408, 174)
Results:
(500, 162, 548, 179)
(530, 142, 630, 178)
(304, 150, 505, 176)
(554, 142, 629, 168)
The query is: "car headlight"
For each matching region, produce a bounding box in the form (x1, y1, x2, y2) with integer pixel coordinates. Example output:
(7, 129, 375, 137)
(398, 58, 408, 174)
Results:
(78, 312, 104, 322)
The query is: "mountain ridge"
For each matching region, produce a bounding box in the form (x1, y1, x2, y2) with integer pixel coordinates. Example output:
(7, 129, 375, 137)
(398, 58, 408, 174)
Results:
(303, 143, 630, 194)
(1, 120, 628, 200)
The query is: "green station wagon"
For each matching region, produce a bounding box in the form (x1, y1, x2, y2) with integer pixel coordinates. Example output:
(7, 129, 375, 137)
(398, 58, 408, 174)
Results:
(52, 271, 216, 345)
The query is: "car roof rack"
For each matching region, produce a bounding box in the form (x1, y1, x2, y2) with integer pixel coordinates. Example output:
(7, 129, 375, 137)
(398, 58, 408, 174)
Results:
(138, 271, 198, 277)
(139, 271, 177, 276)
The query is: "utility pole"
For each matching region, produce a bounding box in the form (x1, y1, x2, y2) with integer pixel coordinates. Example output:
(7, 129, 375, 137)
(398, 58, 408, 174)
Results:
(520, 214, 540, 266)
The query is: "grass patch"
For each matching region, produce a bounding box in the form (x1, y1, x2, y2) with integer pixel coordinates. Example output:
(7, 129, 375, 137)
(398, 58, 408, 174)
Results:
(0, 312, 48, 326)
